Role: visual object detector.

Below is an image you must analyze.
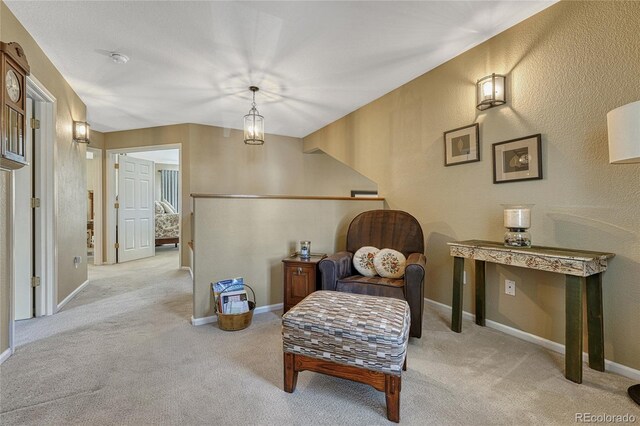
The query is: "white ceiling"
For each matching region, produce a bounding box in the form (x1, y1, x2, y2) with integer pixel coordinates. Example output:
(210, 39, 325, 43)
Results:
(6, 1, 556, 138)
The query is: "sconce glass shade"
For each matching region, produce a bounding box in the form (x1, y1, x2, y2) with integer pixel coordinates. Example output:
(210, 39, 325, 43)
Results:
(243, 86, 264, 145)
(73, 121, 90, 144)
(476, 73, 506, 110)
(607, 100, 640, 164)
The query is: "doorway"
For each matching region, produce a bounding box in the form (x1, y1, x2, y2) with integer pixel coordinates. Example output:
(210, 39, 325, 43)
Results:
(105, 145, 181, 268)
(11, 76, 56, 336)
(86, 147, 102, 265)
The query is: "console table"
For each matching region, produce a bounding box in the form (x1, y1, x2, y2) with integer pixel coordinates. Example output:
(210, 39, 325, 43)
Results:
(447, 240, 614, 384)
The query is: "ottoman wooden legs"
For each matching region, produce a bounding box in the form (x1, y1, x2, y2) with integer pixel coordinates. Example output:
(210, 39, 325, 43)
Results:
(283, 352, 402, 423)
(283, 352, 299, 393)
(385, 375, 401, 423)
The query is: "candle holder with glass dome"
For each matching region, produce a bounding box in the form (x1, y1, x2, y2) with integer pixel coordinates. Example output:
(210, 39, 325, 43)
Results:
(502, 204, 533, 247)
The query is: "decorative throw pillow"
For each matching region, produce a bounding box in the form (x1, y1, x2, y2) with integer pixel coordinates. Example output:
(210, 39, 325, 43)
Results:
(353, 246, 380, 277)
(154, 201, 164, 214)
(373, 249, 406, 279)
(160, 200, 176, 214)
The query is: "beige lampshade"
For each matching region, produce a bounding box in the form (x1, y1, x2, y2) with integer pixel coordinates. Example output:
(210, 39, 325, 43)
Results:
(607, 100, 640, 164)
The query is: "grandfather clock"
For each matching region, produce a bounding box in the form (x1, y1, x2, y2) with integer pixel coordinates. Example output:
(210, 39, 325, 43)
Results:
(0, 41, 30, 171)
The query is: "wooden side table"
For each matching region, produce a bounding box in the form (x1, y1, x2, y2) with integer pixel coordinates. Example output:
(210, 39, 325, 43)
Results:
(447, 240, 614, 384)
(282, 254, 326, 313)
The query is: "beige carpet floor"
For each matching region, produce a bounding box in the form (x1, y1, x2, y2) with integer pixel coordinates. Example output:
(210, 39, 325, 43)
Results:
(1, 247, 638, 425)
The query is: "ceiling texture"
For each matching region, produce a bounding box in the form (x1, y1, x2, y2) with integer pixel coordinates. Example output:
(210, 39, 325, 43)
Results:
(6, 1, 556, 137)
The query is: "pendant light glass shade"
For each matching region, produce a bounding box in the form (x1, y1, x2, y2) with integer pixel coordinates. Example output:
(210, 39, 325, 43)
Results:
(243, 86, 264, 145)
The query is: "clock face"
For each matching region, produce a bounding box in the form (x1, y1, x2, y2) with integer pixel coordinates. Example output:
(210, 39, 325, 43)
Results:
(6, 69, 20, 103)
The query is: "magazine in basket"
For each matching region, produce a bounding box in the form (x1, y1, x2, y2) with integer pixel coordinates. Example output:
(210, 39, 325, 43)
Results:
(212, 277, 249, 314)
(219, 289, 249, 314)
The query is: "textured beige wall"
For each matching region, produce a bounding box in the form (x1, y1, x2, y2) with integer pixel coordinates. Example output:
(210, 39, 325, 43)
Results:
(188, 125, 377, 197)
(0, 172, 10, 354)
(89, 129, 104, 150)
(86, 154, 99, 193)
(193, 197, 385, 319)
(304, 1, 640, 369)
(104, 124, 376, 267)
(1, 3, 88, 304)
(302, 150, 377, 197)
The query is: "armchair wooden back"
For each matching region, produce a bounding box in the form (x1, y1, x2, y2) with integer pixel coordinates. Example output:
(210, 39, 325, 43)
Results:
(346, 210, 424, 257)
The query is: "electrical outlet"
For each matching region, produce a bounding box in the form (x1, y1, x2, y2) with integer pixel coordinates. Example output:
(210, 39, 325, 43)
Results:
(505, 279, 516, 296)
(463, 271, 467, 285)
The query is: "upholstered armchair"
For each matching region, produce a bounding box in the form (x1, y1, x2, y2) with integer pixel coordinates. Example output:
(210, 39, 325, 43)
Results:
(318, 210, 426, 338)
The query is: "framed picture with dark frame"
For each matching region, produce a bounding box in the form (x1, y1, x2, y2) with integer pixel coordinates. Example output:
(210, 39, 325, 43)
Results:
(444, 123, 480, 166)
(492, 134, 542, 184)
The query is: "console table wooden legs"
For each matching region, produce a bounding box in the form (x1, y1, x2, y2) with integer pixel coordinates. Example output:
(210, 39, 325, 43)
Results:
(451, 257, 606, 384)
(451, 258, 486, 333)
(585, 273, 605, 372)
(451, 256, 464, 333)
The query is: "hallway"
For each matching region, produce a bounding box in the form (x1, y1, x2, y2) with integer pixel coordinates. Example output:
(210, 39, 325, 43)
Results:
(14, 246, 185, 347)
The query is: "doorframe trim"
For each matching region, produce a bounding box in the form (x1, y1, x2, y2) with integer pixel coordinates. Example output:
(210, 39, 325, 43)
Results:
(105, 144, 182, 265)
(105, 151, 116, 265)
(7, 170, 15, 355)
(87, 147, 103, 265)
(9, 77, 57, 356)
(26, 75, 57, 318)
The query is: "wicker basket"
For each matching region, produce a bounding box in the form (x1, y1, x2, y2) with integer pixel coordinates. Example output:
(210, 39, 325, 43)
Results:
(214, 285, 256, 331)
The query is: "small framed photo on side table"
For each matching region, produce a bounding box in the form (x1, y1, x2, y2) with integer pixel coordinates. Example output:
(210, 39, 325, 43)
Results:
(492, 134, 542, 183)
(444, 123, 480, 166)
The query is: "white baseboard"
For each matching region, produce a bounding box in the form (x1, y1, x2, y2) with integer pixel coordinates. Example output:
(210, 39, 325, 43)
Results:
(191, 315, 217, 326)
(425, 297, 640, 381)
(57, 279, 90, 312)
(180, 266, 193, 279)
(254, 302, 283, 315)
(191, 302, 284, 326)
(0, 348, 12, 364)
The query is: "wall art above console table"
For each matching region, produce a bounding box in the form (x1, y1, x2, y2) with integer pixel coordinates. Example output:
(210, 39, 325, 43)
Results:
(492, 134, 542, 183)
(447, 239, 614, 384)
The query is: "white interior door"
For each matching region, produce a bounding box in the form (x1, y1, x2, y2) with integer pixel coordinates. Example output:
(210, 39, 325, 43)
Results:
(117, 154, 155, 262)
(14, 98, 33, 320)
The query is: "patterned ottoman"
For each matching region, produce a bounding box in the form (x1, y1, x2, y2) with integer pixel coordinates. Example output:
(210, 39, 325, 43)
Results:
(282, 291, 410, 422)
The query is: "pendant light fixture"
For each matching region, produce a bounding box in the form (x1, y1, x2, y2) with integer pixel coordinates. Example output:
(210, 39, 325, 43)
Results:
(243, 86, 264, 145)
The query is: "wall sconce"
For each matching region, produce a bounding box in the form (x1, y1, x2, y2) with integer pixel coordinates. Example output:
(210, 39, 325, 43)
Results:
(476, 73, 506, 110)
(73, 121, 90, 144)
